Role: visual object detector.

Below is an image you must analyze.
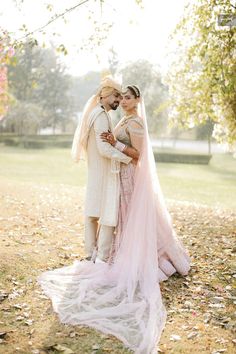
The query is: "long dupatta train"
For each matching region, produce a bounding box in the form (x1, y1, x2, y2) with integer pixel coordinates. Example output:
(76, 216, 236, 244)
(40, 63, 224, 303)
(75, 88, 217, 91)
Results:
(38, 98, 190, 353)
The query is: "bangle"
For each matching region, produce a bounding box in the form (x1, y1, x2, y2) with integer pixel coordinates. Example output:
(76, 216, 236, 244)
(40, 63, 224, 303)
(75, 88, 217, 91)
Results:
(115, 141, 126, 152)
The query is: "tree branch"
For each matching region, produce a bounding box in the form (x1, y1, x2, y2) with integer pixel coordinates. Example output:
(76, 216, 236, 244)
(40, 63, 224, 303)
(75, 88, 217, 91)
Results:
(16, 0, 91, 41)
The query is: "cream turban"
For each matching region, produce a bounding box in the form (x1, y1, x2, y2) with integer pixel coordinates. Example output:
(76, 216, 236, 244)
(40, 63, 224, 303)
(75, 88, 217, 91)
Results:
(71, 76, 122, 162)
(98, 76, 122, 98)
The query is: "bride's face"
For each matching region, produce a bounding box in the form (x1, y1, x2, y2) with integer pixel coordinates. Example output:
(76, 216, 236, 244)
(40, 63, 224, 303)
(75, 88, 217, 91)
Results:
(120, 89, 138, 113)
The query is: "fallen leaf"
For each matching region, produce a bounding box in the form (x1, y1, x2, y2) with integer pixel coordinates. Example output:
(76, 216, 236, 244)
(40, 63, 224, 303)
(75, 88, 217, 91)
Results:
(170, 334, 181, 341)
(187, 332, 198, 339)
(48, 344, 74, 354)
(16, 316, 25, 321)
(0, 292, 8, 302)
(92, 344, 100, 350)
(25, 319, 34, 326)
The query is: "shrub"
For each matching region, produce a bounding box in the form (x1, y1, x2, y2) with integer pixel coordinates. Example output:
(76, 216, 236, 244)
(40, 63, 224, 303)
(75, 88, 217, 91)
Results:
(154, 151, 212, 164)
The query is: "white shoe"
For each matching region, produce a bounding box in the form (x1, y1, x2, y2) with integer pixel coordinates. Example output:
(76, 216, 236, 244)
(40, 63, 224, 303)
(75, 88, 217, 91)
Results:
(95, 257, 106, 264)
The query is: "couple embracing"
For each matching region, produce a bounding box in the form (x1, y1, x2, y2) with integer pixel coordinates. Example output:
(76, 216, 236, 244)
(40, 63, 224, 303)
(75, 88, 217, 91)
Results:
(39, 76, 190, 353)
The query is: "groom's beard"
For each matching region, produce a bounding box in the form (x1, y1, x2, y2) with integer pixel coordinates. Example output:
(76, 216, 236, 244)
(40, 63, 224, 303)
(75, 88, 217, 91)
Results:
(109, 101, 120, 110)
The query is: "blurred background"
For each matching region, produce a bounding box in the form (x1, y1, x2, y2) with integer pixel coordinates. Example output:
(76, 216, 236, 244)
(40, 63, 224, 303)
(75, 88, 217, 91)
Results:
(1, 4, 235, 353)
(0, 0, 235, 210)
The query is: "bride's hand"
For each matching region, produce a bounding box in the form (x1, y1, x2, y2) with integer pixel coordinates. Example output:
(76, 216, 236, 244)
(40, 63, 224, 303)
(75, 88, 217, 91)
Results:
(100, 131, 116, 146)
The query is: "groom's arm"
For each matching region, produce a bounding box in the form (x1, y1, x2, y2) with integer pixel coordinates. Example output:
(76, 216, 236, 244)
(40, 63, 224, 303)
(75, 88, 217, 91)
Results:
(93, 112, 132, 164)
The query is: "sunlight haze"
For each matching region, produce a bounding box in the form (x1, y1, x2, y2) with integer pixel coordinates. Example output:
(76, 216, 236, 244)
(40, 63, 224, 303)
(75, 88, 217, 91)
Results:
(0, 0, 189, 75)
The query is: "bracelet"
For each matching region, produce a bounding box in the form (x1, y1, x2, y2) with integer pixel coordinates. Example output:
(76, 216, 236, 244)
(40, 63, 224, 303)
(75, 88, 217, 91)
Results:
(115, 141, 126, 152)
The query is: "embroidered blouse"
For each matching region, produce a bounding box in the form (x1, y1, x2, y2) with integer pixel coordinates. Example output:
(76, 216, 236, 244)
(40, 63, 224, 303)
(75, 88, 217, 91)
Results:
(114, 116, 144, 153)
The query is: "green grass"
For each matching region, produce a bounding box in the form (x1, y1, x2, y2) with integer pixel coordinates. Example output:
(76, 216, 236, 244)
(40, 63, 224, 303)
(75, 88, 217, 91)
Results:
(0, 145, 236, 209)
(0, 145, 87, 186)
(157, 153, 236, 209)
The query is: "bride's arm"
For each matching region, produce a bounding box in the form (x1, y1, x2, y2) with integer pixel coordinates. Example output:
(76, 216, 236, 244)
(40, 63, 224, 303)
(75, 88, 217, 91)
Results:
(121, 143, 140, 160)
(100, 132, 139, 159)
(127, 120, 144, 159)
(100, 120, 144, 160)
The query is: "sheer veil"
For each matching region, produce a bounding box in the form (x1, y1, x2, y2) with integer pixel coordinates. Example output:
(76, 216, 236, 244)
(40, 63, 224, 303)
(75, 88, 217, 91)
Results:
(71, 94, 99, 162)
(38, 97, 189, 353)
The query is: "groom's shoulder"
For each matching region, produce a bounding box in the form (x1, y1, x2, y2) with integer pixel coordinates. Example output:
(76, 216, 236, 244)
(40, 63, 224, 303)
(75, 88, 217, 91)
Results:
(90, 105, 109, 130)
(89, 105, 107, 125)
(91, 104, 106, 118)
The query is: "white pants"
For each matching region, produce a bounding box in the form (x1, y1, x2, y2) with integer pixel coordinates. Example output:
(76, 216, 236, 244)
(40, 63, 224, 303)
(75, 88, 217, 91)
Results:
(84, 216, 114, 261)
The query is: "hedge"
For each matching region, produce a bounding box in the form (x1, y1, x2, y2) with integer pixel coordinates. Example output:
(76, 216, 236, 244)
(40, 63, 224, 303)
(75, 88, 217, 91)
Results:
(154, 151, 212, 164)
(0, 134, 73, 149)
(0, 134, 212, 164)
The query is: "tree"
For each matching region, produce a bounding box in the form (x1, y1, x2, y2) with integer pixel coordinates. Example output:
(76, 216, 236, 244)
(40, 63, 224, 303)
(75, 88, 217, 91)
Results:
(1, 1, 144, 133)
(10, 1, 142, 56)
(4, 101, 43, 135)
(196, 119, 215, 154)
(0, 29, 15, 120)
(166, 0, 236, 145)
(6, 42, 76, 133)
(7, 42, 43, 102)
(69, 71, 101, 113)
(120, 60, 169, 135)
(34, 48, 76, 133)
(108, 47, 119, 76)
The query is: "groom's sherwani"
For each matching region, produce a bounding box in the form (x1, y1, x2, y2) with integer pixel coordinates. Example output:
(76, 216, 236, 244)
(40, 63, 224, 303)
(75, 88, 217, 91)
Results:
(84, 105, 131, 260)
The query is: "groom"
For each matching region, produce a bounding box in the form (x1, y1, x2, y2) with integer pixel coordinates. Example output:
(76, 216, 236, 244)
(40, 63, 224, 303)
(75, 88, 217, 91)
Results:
(73, 77, 132, 263)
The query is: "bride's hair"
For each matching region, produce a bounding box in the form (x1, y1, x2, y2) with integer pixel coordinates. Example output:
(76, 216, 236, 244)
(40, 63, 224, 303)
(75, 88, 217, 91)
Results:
(125, 85, 141, 98)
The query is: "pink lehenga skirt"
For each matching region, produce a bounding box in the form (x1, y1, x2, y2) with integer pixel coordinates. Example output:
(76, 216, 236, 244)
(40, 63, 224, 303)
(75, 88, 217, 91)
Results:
(110, 162, 190, 281)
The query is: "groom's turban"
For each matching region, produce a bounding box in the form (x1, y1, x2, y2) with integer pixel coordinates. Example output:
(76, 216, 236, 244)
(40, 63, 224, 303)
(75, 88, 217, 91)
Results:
(98, 76, 122, 98)
(71, 75, 122, 162)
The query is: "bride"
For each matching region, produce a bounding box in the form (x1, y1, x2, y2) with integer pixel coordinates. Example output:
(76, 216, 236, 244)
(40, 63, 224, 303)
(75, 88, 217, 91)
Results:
(38, 84, 190, 354)
(102, 85, 190, 279)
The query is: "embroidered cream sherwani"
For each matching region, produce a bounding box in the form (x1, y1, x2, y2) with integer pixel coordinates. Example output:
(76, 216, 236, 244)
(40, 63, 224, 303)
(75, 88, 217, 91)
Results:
(85, 105, 132, 227)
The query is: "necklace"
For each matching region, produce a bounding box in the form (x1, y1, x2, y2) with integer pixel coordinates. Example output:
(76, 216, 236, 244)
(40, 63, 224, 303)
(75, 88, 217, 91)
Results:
(120, 114, 135, 126)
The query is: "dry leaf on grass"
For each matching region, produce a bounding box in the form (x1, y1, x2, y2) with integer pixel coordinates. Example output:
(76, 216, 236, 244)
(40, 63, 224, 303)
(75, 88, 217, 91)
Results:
(44, 344, 74, 353)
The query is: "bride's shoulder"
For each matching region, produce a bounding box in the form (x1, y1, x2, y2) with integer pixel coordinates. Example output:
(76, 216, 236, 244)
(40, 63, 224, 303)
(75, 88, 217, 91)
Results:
(126, 117, 144, 137)
(129, 116, 144, 128)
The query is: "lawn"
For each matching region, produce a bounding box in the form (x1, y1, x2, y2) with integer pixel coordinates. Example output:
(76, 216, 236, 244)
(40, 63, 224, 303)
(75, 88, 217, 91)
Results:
(0, 145, 235, 353)
(0, 146, 235, 209)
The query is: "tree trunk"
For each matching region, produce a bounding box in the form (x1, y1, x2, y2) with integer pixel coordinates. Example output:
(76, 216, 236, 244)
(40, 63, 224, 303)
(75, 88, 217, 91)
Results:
(208, 134, 211, 155)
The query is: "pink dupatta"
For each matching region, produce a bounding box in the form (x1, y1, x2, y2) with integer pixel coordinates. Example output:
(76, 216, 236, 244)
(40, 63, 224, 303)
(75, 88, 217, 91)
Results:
(38, 98, 190, 353)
